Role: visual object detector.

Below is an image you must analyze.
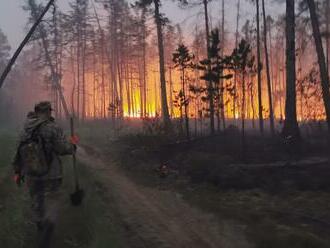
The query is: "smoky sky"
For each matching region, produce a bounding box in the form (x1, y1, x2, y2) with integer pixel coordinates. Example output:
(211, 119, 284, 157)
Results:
(0, 0, 284, 53)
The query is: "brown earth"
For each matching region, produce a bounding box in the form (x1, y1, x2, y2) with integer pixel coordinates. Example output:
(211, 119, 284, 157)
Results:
(77, 147, 253, 248)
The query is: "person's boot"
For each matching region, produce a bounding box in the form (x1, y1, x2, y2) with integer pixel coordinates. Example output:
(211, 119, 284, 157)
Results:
(38, 220, 55, 248)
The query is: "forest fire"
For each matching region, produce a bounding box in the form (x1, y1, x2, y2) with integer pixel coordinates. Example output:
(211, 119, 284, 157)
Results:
(0, 0, 328, 134)
(0, 0, 328, 139)
(2, 1, 330, 247)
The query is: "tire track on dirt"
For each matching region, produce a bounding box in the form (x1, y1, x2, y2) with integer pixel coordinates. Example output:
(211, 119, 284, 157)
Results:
(77, 147, 253, 248)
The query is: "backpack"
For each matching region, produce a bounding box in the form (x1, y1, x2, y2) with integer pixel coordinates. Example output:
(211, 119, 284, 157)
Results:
(19, 123, 49, 176)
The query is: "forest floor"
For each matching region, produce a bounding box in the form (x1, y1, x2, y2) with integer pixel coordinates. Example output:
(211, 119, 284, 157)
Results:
(77, 146, 251, 248)
(81, 123, 330, 248)
(1, 123, 330, 248)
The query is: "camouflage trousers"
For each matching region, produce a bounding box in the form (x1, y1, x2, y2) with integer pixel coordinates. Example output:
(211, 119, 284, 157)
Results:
(27, 178, 63, 227)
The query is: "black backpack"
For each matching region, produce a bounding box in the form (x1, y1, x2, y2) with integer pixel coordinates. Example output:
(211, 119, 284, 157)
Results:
(19, 123, 49, 176)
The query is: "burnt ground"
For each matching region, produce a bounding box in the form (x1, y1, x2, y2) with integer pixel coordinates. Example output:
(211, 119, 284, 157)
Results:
(84, 129, 330, 248)
(1, 124, 330, 248)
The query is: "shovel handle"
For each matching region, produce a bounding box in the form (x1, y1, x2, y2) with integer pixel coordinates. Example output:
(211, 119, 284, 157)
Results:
(70, 117, 80, 188)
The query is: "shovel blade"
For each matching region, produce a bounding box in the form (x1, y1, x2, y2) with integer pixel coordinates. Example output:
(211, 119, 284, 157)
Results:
(70, 188, 85, 206)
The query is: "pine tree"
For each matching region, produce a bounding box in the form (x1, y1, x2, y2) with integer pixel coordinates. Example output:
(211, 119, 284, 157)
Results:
(230, 39, 255, 158)
(173, 43, 194, 139)
(192, 29, 232, 135)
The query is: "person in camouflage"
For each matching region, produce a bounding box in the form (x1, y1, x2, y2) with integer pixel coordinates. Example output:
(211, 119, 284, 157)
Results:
(13, 101, 76, 248)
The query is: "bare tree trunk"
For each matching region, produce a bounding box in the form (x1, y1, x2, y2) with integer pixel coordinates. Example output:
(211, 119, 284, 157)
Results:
(241, 73, 246, 159)
(101, 46, 106, 119)
(280, 41, 285, 120)
(154, 0, 171, 129)
(0, 0, 55, 88)
(125, 62, 131, 116)
(256, 0, 264, 134)
(182, 69, 190, 139)
(142, 43, 147, 117)
(250, 79, 256, 128)
(326, 0, 329, 72)
(82, 37, 86, 121)
(233, 0, 240, 121)
(117, 51, 124, 118)
(220, 0, 226, 130)
(53, 9, 59, 118)
(203, 0, 215, 134)
(282, 0, 300, 139)
(92, 44, 96, 119)
(154, 73, 158, 114)
(139, 64, 144, 117)
(307, 0, 330, 133)
(70, 47, 76, 116)
(76, 35, 81, 120)
(169, 66, 174, 117)
(262, 0, 275, 135)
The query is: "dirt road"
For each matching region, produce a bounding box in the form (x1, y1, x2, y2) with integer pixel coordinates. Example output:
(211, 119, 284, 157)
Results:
(77, 147, 252, 248)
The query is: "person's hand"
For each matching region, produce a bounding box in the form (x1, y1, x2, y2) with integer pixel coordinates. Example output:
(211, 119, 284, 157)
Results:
(13, 173, 24, 186)
(70, 135, 79, 145)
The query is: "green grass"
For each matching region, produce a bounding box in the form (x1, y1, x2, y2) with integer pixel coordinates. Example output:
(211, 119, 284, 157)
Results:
(0, 128, 125, 248)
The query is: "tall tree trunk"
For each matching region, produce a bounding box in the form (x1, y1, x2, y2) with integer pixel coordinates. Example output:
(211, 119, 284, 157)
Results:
(125, 62, 131, 116)
(220, 0, 226, 130)
(262, 0, 275, 135)
(76, 35, 80, 120)
(92, 43, 96, 119)
(256, 0, 264, 134)
(53, 9, 59, 118)
(118, 58, 123, 118)
(182, 69, 190, 139)
(241, 73, 246, 159)
(326, 0, 329, 72)
(101, 46, 106, 119)
(203, 0, 215, 134)
(70, 47, 76, 116)
(139, 65, 144, 117)
(138, 8, 147, 118)
(280, 40, 285, 120)
(307, 0, 330, 134)
(282, 0, 300, 139)
(153, 0, 171, 129)
(82, 37, 86, 120)
(250, 79, 256, 128)
(169, 66, 174, 117)
(154, 73, 158, 114)
(233, 0, 240, 121)
(142, 40, 147, 117)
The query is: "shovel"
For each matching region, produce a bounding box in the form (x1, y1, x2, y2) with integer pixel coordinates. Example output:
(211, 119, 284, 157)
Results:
(70, 117, 85, 206)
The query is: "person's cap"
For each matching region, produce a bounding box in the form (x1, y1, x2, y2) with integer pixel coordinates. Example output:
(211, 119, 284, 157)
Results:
(34, 101, 53, 112)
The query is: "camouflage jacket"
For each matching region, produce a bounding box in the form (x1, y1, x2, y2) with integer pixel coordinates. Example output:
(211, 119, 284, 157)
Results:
(14, 115, 74, 180)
